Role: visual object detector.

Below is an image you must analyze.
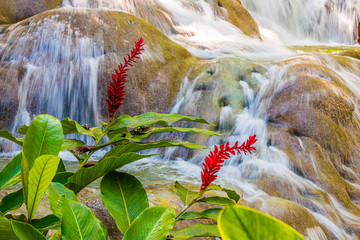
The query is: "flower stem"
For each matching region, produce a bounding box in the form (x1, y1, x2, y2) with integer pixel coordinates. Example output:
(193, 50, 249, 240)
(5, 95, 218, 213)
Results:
(175, 190, 205, 220)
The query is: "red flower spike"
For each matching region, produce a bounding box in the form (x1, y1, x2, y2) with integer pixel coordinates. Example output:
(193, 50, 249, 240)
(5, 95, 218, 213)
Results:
(200, 134, 258, 191)
(106, 37, 145, 119)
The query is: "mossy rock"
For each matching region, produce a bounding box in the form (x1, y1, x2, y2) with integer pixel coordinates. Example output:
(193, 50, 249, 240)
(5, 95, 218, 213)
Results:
(289, 45, 360, 60)
(0, 0, 62, 24)
(216, 0, 261, 39)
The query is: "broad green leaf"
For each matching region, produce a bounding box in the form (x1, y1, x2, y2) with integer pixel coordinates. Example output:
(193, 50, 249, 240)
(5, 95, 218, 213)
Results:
(0, 188, 24, 214)
(46, 183, 78, 218)
(27, 155, 61, 221)
(197, 197, 235, 205)
(61, 139, 84, 152)
(22, 115, 63, 204)
(123, 206, 175, 240)
(111, 112, 215, 130)
(171, 224, 220, 239)
(59, 196, 107, 240)
(89, 126, 103, 141)
(129, 127, 222, 141)
(174, 181, 198, 206)
(52, 172, 74, 184)
(100, 171, 149, 234)
(0, 130, 23, 146)
(32, 214, 61, 231)
(5, 214, 27, 222)
(66, 153, 155, 193)
(0, 215, 19, 240)
(207, 184, 241, 203)
(17, 125, 29, 135)
(0, 152, 22, 189)
(11, 221, 46, 240)
(218, 205, 305, 240)
(178, 208, 221, 221)
(22, 114, 63, 170)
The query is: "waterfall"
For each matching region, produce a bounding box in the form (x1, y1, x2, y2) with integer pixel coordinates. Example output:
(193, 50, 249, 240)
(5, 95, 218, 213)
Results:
(1, 0, 360, 238)
(241, 0, 360, 44)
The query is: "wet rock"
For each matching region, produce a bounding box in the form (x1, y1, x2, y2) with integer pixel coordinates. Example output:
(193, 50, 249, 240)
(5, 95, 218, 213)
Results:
(0, 0, 62, 24)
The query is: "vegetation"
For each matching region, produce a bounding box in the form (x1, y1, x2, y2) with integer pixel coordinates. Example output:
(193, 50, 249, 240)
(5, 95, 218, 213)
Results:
(0, 38, 305, 239)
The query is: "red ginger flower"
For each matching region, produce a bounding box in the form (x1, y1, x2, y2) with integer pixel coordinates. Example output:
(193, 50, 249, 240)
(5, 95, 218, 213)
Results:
(106, 37, 145, 120)
(200, 134, 257, 190)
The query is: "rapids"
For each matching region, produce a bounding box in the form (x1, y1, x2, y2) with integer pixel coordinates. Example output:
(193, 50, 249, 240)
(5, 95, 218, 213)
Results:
(1, 0, 360, 239)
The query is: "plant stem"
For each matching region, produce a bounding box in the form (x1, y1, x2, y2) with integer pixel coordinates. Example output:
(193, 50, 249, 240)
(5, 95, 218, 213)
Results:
(78, 120, 113, 169)
(175, 190, 205, 220)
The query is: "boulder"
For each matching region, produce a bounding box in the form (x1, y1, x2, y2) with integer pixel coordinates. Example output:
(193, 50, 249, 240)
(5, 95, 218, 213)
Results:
(0, 0, 62, 24)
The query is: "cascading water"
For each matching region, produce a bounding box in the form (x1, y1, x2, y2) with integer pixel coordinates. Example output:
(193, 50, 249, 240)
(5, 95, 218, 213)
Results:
(1, 0, 360, 238)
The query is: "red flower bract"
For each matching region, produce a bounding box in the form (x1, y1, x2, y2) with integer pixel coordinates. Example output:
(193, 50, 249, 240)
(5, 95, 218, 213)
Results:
(200, 134, 257, 190)
(106, 37, 145, 119)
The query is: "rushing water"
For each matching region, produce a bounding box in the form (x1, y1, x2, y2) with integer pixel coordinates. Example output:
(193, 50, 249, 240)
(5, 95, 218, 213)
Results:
(1, 0, 360, 239)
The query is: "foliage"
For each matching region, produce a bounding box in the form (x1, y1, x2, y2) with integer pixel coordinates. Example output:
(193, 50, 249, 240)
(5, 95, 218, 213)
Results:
(0, 38, 305, 240)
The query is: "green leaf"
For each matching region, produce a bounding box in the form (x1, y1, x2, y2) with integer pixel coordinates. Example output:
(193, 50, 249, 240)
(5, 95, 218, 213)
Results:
(49, 231, 62, 240)
(111, 112, 215, 130)
(61, 139, 85, 152)
(27, 155, 61, 221)
(0, 215, 19, 240)
(22, 114, 63, 170)
(102, 140, 206, 158)
(32, 214, 61, 231)
(66, 152, 155, 193)
(207, 184, 241, 203)
(46, 183, 78, 218)
(59, 196, 107, 240)
(17, 125, 29, 135)
(100, 171, 149, 234)
(0, 152, 22, 190)
(129, 127, 222, 141)
(123, 206, 175, 240)
(0, 130, 23, 146)
(21, 114, 63, 205)
(52, 172, 74, 184)
(56, 159, 66, 173)
(217, 205, 305, 240)
(11, 221, 46, 240)
(178, 208, 221, 221)
(197, 197, 235, 205)
(60, 118, 96, 138)
(174, 181, 198, 206)
(0, 188, 24, 214)
(171, 224, 220, 239)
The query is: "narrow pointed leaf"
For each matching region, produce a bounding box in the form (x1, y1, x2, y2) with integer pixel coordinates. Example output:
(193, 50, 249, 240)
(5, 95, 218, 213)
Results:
(100, 171, 149, 234)
(175, 181, 198, 206)
(27, 155, 61, 221)
(0, 188, 24, 213)
(60, 118, 96, 138)
(171, 224, 220, 239)
(32, 214, 61, 231)
(0, 130, 23, 146)
(59, 196, 107, 240)
(129, 127, 221, 141)
(66, 152, 155, 193)
(111, 112, 215, 130)
(0, 215, 19, 240)
(218, 205, 305, 240)
(52, 172, 74, 184)
(49, 231, 62, 240)
(11, 221, 46, 240)
(207, 184, 241, 203)
(197, 197, 235, 205)
(123, 206, 175, 240)
(0, 152, 22, 189)
(178, 208, 221, 221)
(46, 182, 78, 218)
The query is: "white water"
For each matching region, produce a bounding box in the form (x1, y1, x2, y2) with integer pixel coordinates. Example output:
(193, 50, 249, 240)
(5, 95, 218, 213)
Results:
(1, 0, 360, 238)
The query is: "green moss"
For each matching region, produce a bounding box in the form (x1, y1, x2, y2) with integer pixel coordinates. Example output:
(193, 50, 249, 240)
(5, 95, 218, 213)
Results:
(288, 45, 360, 60)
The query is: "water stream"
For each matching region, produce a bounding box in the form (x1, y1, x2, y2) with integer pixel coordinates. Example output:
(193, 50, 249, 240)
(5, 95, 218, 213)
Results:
(1, 0, 360, 239)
